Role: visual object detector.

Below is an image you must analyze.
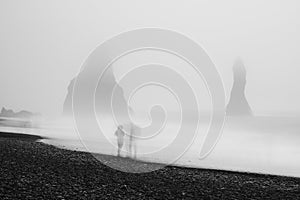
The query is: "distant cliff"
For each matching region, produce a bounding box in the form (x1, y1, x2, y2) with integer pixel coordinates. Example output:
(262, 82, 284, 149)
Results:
(0, 107, 40, 119)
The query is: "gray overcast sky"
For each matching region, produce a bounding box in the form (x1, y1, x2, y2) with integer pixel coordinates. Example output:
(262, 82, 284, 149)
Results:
(0, 0, 300, 117)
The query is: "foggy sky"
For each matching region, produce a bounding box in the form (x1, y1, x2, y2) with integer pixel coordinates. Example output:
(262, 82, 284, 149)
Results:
(0, 0, 300, 117)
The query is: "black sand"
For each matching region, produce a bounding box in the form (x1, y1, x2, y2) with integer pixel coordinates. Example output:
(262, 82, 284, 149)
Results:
(0, 132, 300, 199)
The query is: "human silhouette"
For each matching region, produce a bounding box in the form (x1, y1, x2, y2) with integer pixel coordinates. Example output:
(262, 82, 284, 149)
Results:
(129, 123, 140, 159)
(115, 125, 125, 157)
(226, 58, 253, 116)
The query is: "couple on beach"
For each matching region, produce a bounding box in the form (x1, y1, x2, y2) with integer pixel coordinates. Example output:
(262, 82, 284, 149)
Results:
(115, 123, 140, 158)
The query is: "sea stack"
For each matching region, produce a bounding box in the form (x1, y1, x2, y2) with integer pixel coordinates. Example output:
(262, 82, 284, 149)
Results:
(63, 67, 129, 123)
(226, 59, 253, 116)
(63, 78, 75, 116)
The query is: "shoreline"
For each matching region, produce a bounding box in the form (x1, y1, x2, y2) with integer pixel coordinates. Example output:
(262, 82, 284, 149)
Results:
(1, 131, 300, 199)
(0, 131, 44, 141)
(1, 130, 299, 178)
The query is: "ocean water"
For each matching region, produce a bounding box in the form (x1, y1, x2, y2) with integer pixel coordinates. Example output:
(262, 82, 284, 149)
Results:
(1, 116, 300, 177)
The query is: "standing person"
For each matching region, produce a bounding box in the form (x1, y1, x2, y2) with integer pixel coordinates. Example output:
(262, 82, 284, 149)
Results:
(129, 123, 140, 159)
(115, 125, 125, 157)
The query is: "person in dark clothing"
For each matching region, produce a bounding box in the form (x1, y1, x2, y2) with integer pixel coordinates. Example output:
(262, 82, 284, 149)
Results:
(115, 125, 125, 157)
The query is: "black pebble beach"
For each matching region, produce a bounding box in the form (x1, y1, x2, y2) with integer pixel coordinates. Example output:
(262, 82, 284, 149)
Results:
(1, 132, 300, 199)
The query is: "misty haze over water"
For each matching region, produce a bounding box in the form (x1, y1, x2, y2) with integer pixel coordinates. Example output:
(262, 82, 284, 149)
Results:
(2, 114, 300, 177)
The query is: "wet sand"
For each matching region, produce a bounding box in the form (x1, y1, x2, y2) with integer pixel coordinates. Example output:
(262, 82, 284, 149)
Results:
(0, 132, 300, 199)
